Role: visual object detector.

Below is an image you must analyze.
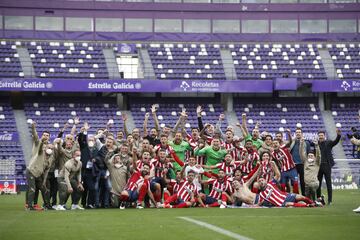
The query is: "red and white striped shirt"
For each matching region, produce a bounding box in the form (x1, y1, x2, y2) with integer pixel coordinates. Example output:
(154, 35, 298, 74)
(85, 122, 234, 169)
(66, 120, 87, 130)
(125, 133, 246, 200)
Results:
(223, 141, 239, 160)
(258, 160, 274, 183)
(167, 179, 183, 195)
(150, 158, 173, 178)
(207, 178, 233, 199)
(136, 160, 154, 173)
(240, 150, 259, 174)
(153, 144, 173, 155)
(259, 181, 288, 207)
(204, 135, 214, 145)
(186, 134, 205, 165)
(215, 162, 237, 176)
(272, 146, 295, 172)
(177, 181, 198, 202)
(125, 171, 150, 192)
(186, 134, 199, 149)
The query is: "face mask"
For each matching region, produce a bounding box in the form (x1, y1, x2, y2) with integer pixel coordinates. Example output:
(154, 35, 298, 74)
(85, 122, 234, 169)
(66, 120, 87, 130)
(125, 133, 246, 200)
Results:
(308, 158, 315, 163)
(75, 156, 81, 161)
(88, 141, 95, 147)
(46, 149, 53, 155)
(114, 163, 122, 169)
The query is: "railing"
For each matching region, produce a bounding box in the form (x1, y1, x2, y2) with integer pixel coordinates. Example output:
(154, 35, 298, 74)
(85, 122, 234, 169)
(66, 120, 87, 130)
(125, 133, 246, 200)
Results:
(48, 0, 360, 4)
(12, 60, 339, 80)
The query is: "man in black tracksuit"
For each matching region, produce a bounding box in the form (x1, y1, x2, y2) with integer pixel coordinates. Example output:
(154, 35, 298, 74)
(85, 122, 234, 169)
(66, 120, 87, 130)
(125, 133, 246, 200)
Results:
(316, 129, 341, 205)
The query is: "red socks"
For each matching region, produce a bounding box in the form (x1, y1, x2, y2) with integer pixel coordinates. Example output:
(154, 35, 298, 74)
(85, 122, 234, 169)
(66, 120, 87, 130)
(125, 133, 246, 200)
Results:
(293, 182, 299, 194)
(293, 202, 307, 208)
(280, 184, 286, 192)
(164, 194, 178, 205)
(164, 192, 170, 201)
(298, 196, 313, 205)
(221, 193, 228, 202)
(208, 202, 220, 207)
(175, 202, 188, 208)
(138, 183, 148, 202)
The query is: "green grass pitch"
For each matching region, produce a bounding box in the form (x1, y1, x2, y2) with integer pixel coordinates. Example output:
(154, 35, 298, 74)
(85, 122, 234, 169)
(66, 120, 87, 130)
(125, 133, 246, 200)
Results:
(0, 190, 359, 240)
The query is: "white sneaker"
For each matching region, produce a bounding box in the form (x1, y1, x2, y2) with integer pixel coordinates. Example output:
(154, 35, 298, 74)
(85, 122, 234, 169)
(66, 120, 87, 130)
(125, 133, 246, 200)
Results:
(56, 205, 66, 211)
(220, 204, 227, 209)
(353, 206, 360, 213)
(136, 204, 144, 209)
(52, 205, 58, 210)
(71, 204, 84, 210)
(315, 201, 323, 207)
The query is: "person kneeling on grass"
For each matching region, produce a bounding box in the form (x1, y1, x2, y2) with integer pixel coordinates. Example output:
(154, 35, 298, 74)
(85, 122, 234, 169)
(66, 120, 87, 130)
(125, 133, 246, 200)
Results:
(56, 150, 84, 210)
(105, 150, 131, 208)
(118, 163, 157, 209)
(160, 170, 205, 208)
(299, 137, 324, 204)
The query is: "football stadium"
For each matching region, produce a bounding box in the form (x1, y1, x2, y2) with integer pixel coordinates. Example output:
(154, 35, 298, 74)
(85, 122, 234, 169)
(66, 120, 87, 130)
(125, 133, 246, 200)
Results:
(0, 0, 360, 239)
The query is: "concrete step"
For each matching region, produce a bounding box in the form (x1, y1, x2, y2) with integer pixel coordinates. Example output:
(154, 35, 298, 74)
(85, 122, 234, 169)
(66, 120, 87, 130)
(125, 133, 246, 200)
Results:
(220, 49, 237, 80)
(14, 110, 32, 165)
(17, 47, 35, 77)
(102, 48, 120, 79)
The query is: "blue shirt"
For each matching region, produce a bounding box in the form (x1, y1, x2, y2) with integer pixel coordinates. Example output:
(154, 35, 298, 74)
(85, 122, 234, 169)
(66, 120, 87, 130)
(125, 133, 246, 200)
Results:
(291, 139, 310, 165)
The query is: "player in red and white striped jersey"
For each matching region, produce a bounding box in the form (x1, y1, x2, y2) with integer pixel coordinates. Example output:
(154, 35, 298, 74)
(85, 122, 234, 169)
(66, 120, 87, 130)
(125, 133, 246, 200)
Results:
(272, 140, 299, 193)
(232, 136, 245, 161)
(118, 163, 157, 209)
(222, 130, 238, 160)
(186, 128, 200, 149)
(257, 151, 275, 184)
(151, 150, 174, 178)
(161, 170, 204, 208)
(203, 153, 244, 177)
(200, 169, 233, 208)
(153, 134, 173, 155)
(150, 149, 174, 204)
(256, 159, 319, 208)
(185, 129, 206, 165)
(163, 170, 184, 201)
(258, 179, 318, 208)
(239, 140, 260, 174)
(134, 151, 154, 173)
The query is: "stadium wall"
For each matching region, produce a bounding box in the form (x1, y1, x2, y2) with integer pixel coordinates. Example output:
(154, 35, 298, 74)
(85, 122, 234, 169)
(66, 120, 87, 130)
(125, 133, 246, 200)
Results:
(0, 1, 359, 41)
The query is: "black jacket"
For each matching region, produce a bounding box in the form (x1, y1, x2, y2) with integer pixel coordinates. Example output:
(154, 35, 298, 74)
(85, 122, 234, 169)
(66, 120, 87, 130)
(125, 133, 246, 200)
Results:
(95, 145, 109, 170)
(78, 132, 98, 171)
(318, 134, 341, 167)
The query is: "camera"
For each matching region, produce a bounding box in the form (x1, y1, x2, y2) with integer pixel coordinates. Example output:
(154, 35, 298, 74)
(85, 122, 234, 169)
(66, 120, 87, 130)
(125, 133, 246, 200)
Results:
(347, 127, 360, 140)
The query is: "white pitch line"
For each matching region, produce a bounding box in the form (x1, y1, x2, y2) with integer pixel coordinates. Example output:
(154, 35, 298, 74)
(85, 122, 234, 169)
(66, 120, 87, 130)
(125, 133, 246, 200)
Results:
(178, 216, 253, 240)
